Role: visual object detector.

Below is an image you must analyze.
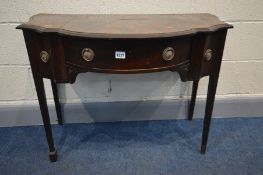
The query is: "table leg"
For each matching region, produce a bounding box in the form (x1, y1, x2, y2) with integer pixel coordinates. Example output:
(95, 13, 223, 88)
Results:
(51, 80, 63, 125)
(200, 74, 219, 154)
(33, 75, 57, 162)
(188, 80, 199, 121)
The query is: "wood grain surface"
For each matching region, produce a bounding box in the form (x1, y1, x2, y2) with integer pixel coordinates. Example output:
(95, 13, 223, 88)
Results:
(17, 13, 232, 38)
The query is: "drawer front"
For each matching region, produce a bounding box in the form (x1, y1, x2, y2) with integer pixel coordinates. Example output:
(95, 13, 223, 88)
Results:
(26, 32, 53, 78)
(63, 37, 191, 73)
(200, 30, 227, 77)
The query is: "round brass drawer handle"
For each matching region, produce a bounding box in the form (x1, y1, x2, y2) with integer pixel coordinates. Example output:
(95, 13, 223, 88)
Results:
(162, 47, 175, 61)
(82, 48, 95, 62)
(40, 51, 49, 63)
(204, 49, 213, 61)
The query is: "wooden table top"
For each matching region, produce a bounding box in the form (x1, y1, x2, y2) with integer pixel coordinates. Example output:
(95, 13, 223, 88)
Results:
(17, 13, 232, 38)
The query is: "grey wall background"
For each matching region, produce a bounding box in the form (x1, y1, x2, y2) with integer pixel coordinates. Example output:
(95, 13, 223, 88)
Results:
(0, 1, 263, 126)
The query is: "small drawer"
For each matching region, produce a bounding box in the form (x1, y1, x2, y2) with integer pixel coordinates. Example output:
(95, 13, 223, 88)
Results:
(27, 32, 53, 77)
(200, 31, 225, 76)
(63, 36, 192, 73)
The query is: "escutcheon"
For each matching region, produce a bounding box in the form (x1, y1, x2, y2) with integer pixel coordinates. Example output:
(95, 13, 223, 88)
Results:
(82, 48, 95, 62)
(162, 47, 175, 61)
(40, 51, 49, 63)
(204, 49, 213, 61)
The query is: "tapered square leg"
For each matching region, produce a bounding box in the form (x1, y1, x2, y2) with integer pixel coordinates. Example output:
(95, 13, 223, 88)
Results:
(51, 80, 63, 125)
(188, 80, 199, 121)
(33, 76, 57, 162)
(201, 74, 219, 154)
(199, 29, 227, 154)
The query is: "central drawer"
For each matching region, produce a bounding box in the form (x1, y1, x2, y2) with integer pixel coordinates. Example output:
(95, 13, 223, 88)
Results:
(62, 36, 191, 73)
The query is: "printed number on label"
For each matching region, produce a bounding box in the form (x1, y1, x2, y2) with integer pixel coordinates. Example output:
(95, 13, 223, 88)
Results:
(115, 51, 126, 59)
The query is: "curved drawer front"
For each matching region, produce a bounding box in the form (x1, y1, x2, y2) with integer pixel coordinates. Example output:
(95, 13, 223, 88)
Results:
(63, 37, 191, 73)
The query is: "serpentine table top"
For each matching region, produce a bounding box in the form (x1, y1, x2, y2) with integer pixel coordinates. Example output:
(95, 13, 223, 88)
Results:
(17, 13, 232, 38)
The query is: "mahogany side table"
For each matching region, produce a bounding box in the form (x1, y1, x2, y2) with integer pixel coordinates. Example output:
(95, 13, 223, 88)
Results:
(17, 13, 232, 162)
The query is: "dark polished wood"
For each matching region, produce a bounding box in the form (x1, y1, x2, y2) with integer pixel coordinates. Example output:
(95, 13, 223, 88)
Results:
(17, 13, 232, 38)
(23, 31, 57, 162)
(201, 29, 227, 154)
(33, 76, 57, 162)
(63, 36, 192, 82)
(17, 14, 232, 162)
(188, 80, 199, 121)
(51, 80, 63, 125)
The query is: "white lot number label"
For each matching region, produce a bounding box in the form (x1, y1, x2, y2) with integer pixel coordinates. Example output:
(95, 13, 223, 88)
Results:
(115, 51, 126, 59)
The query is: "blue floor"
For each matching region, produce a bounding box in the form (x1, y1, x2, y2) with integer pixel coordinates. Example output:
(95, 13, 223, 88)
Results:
(0, 117, 262, 175)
